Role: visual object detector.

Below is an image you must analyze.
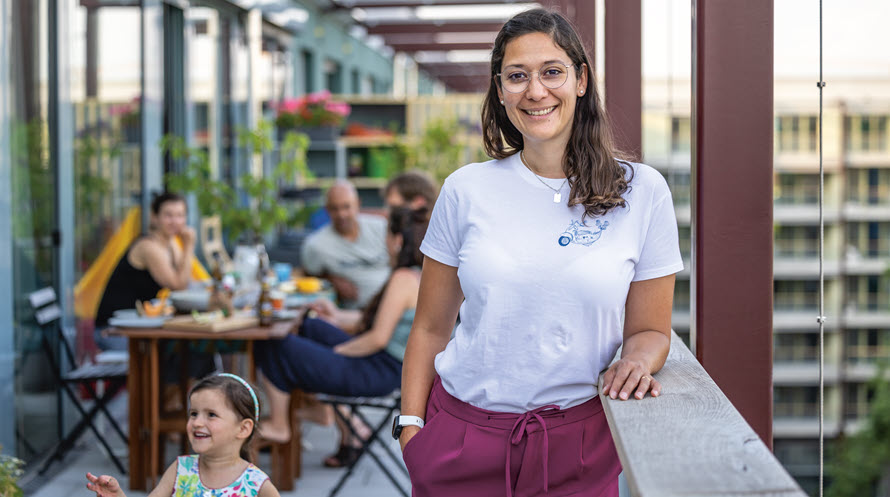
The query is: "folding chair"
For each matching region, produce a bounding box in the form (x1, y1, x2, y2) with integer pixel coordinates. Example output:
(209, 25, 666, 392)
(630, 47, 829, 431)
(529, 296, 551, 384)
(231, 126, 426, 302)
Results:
(316, 391, 409, 497)
(29, 287, 129, 474)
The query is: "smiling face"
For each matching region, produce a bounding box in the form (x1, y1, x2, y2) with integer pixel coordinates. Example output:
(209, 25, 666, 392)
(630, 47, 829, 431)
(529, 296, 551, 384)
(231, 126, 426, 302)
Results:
(187, 388, 251, 457)
(151, 199, 187, 238)
(496, 32, 587, 152)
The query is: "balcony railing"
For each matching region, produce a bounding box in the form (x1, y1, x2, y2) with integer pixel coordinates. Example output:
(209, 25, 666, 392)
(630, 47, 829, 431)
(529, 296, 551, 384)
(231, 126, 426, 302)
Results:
(600, 332, 806, 496)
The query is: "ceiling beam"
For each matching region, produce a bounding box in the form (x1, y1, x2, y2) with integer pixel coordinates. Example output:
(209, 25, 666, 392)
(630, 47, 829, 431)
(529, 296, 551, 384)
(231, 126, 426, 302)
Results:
(420, 62, 490, 77)
(389, 41, 493, 51)
(365, 20, 505, 34)
(331, 0, 529, 9)
(435, 76, 489, 92)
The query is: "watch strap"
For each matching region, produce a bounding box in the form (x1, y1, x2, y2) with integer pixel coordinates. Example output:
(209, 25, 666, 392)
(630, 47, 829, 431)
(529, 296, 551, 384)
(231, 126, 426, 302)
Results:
(397, 415, 425, 429)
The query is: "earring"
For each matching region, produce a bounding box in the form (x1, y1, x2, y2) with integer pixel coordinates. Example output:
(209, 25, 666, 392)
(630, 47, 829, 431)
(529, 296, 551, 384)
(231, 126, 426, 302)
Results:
(500, 100, 504, 104)
(579, 90, 584, 95)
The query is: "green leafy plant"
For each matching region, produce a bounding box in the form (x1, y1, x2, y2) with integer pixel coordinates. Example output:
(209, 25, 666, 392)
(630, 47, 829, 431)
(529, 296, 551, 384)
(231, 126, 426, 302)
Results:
(395, 118, 487, 184)
(0, 445, 25, 497)
(164, 121, 312, 244)
(827, 363, 890, 496)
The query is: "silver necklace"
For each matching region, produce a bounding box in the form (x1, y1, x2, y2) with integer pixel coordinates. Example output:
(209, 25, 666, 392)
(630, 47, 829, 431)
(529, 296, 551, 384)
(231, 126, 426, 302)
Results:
(520, 150, 568, 203)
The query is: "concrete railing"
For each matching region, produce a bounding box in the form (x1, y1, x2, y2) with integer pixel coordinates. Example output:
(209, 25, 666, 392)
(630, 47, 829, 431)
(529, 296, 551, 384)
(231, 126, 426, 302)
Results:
(600, 331, 807, 497)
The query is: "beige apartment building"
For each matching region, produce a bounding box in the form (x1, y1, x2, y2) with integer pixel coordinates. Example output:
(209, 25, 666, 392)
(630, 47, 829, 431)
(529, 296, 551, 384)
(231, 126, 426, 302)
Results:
(643, 77, 890, 495)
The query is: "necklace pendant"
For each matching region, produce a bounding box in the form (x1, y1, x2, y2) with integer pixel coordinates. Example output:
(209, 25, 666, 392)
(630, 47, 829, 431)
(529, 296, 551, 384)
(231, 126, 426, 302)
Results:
(553, 192, 562, 203)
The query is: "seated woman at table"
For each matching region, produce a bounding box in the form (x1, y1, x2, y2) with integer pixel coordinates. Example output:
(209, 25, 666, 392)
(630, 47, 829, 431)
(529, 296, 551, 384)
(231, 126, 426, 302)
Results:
(94, 192, 215, 393)
(254, 206, 430, 465)
(95, 191, 195, 348)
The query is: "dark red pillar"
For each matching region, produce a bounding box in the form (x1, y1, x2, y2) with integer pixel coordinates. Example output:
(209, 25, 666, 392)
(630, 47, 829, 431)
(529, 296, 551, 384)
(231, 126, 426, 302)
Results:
(604, 0, 642, 161)
(692, 0, 774, 446)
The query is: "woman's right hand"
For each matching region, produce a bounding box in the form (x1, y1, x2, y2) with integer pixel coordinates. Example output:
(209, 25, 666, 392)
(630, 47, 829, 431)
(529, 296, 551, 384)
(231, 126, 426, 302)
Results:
(308, 298, 338, 322)
(399, 425, 421, 452)
(178, 226, 196, 247)
(85, 472, 126, 497)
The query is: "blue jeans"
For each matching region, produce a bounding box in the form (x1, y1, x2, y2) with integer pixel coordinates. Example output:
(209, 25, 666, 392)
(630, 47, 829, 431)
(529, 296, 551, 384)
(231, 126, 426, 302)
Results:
(255, 317, 402, 397)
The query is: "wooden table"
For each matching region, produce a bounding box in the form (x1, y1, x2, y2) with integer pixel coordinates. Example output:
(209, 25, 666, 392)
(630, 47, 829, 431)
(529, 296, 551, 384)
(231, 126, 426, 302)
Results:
(111, 320, 295, 491)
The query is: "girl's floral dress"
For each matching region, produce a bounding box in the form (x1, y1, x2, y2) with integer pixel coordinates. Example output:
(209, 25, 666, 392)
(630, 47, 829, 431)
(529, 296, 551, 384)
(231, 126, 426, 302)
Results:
(173, 455, 269, 497)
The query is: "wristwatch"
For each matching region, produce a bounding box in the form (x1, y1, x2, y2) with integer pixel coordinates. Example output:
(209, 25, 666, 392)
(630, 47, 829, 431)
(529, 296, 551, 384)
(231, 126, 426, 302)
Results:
(391, 415, 425, 440)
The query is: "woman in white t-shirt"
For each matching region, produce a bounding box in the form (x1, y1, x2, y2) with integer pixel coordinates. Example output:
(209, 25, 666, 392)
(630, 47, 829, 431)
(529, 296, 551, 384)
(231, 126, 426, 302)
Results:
(394, 8, 684, 497)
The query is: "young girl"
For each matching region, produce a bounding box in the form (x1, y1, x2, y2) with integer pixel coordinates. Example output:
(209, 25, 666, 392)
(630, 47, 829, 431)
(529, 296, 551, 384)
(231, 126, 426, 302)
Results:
(86, 374, 280, 497)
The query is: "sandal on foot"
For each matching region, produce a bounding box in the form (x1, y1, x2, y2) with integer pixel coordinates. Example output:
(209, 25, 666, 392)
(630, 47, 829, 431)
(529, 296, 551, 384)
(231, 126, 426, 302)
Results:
(323, 445, 361, 468)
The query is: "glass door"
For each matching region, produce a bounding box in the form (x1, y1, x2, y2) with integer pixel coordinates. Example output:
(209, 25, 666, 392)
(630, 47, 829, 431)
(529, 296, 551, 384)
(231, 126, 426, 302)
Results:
(8, 0, 60, 461)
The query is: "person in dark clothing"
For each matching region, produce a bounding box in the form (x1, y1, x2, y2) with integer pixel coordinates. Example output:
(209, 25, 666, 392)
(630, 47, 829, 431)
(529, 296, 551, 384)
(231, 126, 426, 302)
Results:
(95, 192, 196, 349)
(95, 192, 214, 388)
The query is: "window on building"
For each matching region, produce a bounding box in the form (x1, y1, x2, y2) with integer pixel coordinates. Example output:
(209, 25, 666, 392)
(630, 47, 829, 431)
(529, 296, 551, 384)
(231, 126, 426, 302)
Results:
(776, 115, 818, 152)
(774, 333, 820, 362)
(845, 329, 890, 365)
(775, 225, 819, 258)
(845, 275, 890, 312)
(845, 114, 890, 152)
(673, 279, 690, 311)
(671, 116, 690, 153)
(774, 386, 820, 418)
(846, 169, 890, 205)
(677, 225, 691, 261)
(846, 221, 890, 258)
(324, 58, 342, 93)
(844, 383, 875, 420)
(665, 170, 690, 205)
(774, 280, 820, 311)
(775, 173, 820, 205)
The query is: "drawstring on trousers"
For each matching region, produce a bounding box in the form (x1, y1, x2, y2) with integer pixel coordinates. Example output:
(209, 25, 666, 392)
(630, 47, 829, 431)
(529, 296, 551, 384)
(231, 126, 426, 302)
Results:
(490, 404, 562, 497)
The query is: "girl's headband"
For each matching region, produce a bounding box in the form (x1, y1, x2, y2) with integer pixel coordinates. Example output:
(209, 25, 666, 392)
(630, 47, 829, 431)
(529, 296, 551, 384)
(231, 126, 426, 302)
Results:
(217, 373, 259, 422)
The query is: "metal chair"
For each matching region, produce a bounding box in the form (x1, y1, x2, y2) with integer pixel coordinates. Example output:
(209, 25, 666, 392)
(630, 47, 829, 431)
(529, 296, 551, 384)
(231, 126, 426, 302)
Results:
(316, 390, 409, 497)
(29, 287, 129, 474)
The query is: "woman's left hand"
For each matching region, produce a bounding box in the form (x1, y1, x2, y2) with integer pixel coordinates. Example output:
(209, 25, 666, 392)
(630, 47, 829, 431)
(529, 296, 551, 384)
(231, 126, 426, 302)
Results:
(601, 358, 661, 400)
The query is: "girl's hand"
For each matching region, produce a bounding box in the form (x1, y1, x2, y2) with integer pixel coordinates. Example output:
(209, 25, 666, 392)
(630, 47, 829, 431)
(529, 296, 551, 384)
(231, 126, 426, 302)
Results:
(601, 358, 661, 401)
(85, 472, 126, 497)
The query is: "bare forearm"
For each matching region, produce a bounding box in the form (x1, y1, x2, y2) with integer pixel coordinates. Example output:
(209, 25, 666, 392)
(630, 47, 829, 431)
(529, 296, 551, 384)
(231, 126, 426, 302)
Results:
(333, 332, 385, 357)
(333, 308, 362, 332)
(400, 327, 450, 419)
(620, 330, 670, 374)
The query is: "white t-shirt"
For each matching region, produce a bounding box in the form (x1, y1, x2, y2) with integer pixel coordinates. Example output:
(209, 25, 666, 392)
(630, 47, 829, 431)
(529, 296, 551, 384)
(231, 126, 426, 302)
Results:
(420, 153, 684, 413)
(301, 213, 391, 309)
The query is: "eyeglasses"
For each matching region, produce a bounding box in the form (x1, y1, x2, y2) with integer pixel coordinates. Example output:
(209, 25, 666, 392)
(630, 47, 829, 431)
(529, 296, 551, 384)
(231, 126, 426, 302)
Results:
(496, 62, 576, 94)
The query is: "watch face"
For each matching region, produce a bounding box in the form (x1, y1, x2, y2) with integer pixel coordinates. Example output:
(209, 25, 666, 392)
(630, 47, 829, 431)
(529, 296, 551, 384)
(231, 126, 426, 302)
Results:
(391, 415, 402, 440)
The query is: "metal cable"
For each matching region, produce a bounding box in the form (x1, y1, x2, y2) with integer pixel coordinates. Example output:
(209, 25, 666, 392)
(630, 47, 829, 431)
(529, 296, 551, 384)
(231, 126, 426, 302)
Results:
(817, 1, 826, 496)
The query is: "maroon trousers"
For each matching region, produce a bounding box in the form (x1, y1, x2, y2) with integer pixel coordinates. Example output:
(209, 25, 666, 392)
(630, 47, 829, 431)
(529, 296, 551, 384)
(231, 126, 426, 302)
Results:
(403, 377, 621, 497)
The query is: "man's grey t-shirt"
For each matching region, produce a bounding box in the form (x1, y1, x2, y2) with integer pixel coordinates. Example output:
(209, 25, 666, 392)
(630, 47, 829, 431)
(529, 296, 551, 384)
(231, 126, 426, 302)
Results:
(300, 213, 390, 309)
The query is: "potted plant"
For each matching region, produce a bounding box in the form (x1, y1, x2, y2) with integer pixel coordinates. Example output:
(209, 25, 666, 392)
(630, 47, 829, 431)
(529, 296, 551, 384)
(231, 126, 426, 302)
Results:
(0, 445, 24, 497)
(274, 90, 351, 142)
(164, 120, 313, 246)
(110, 96, 140, 143)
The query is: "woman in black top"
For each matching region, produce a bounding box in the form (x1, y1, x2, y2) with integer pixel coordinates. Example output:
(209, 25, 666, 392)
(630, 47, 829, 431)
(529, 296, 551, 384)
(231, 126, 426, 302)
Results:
(95, 192, 196, 349)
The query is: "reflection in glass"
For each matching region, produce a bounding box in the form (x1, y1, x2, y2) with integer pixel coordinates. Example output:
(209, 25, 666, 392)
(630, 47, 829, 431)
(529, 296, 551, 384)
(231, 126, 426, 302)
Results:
(10, 0, 58, 461)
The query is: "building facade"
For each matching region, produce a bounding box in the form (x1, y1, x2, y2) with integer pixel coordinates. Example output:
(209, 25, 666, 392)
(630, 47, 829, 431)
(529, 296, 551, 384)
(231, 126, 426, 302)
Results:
(644, 76, 890, 495)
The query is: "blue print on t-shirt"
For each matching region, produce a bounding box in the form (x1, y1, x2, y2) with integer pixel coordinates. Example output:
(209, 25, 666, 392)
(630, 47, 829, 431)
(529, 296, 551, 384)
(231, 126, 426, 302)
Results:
(557, 219, 609, 247)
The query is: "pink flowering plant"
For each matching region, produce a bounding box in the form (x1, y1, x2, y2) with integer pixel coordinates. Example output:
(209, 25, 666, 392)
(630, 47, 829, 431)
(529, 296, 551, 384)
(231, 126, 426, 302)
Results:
(110, 96, 141, 127)
(275, 90, 351, 129)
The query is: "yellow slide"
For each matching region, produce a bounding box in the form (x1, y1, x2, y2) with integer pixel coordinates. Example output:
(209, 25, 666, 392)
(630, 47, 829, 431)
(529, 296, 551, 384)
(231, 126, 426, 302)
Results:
(74, 206, 210, 319)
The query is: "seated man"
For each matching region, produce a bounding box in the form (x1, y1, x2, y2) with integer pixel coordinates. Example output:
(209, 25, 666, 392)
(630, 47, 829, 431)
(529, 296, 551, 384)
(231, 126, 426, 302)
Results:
(383, 171, 437, 210)
(301, 181, 390, 309)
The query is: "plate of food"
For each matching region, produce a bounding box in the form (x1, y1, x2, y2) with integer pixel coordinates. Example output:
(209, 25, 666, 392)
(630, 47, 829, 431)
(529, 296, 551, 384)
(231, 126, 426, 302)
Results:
(108, 315, 171, 328)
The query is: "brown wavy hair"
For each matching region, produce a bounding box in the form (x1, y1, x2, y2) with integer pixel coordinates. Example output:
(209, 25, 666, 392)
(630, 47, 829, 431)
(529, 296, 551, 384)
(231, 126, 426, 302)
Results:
(481, 8, 633, 221)
(359, 207, 430, 333)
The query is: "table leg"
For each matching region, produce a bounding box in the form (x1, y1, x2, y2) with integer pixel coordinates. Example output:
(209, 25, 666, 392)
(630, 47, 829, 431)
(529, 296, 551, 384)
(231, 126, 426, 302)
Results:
(149, 338, 160, 487)
(127, 339, 146, 490)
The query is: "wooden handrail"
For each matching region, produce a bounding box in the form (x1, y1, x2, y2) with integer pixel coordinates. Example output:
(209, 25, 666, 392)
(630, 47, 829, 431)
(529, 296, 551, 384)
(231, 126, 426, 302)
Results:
(599, 331, 807, 497)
